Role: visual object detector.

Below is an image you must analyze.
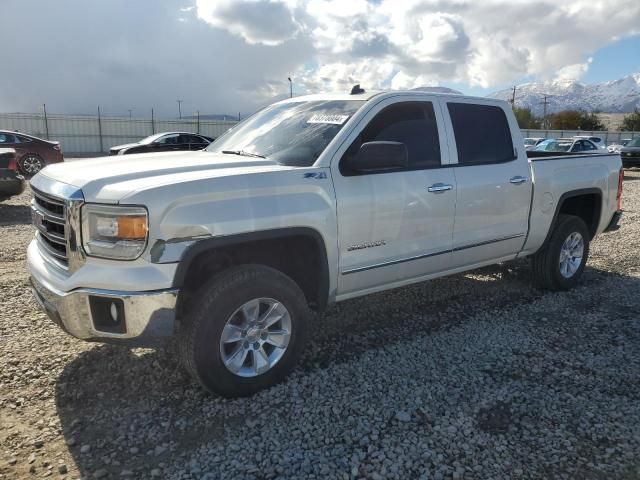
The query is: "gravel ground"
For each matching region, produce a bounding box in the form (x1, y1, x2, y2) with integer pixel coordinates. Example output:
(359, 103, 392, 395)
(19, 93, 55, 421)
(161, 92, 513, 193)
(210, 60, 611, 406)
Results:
(1, 172, 640, 480)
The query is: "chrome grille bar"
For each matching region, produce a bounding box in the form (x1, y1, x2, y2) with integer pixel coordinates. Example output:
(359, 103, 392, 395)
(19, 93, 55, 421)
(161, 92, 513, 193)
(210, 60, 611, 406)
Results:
(31, 186, 69, 268)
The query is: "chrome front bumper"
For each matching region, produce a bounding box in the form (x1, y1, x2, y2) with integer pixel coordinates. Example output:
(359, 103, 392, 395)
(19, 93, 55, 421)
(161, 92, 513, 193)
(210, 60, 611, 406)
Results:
(30, 275, 179, 347)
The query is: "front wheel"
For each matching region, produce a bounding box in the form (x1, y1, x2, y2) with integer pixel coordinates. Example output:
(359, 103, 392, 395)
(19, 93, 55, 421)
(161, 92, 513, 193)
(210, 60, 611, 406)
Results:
(531, 214, 590, 291)
(178, 265, 310, 397)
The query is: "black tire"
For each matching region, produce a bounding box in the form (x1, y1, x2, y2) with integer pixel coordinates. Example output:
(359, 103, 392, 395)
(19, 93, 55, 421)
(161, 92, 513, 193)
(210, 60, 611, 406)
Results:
(178, 265, 310, 397)
(19, 154, 44, 177)
(531, 214, 590, 291)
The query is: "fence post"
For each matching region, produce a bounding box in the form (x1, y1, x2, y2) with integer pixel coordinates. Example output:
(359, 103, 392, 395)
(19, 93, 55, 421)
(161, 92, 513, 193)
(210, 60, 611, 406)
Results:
(97, 106, 103, 153)
(43, 104, 50, 140)
(151, 108, 155, 134)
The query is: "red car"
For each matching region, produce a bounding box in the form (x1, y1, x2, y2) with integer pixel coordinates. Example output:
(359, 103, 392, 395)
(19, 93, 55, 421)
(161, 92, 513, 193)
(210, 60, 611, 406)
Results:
(0, 130, 64, 177)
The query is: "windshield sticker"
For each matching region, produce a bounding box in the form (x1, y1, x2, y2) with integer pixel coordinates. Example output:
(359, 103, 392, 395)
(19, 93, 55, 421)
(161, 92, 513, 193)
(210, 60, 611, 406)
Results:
(307, 114, 349, 125)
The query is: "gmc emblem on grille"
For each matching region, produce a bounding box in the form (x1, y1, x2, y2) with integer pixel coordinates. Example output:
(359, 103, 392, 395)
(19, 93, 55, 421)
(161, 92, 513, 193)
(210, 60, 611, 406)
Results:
(32, 209, 45, 230)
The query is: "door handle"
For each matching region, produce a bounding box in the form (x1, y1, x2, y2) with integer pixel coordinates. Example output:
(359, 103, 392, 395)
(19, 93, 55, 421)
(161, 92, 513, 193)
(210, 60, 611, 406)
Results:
(427, 183, 453, 193)
(509, 176, 528, 185)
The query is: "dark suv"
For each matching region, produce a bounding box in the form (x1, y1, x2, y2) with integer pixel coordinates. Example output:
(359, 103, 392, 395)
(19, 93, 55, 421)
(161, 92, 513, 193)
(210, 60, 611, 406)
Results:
(620, 137, 640, 168)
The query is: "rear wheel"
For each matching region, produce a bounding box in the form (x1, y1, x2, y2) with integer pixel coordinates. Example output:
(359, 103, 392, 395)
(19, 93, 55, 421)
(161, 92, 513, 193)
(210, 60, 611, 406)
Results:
(19, 154, 44, 177)
(531, 214, 590, 290)
(178, 265, 309, 397)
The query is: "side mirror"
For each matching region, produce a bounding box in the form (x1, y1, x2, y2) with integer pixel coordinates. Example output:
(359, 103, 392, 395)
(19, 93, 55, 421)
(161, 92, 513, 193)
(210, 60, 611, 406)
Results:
(346, 141, 408, 173)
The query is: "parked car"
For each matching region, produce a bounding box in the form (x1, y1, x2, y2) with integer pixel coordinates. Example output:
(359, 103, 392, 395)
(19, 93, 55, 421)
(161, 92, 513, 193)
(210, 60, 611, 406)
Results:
(523, 137, 545, 150)
(28, 90, 622, 397)
(0, 130, 64, 177)
(109, 132, 214, 155)
(608, 139, 632, 153)
(572, 135, 607, 150)
(0, 148, 25, 201)
(534, 138, 601, 154)
(620, 137, 640, 168)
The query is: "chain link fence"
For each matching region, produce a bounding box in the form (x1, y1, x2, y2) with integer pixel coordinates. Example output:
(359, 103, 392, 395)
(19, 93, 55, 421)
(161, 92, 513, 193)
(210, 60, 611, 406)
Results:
(1, 112, 638, 155)
(0, 113, 238, 154)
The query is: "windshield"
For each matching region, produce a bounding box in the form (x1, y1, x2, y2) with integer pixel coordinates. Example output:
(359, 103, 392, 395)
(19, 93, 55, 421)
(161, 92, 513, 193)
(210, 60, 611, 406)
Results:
(206, 100, 364, 166)
(534, 140, 572, 152)
(626, 137, 640, 148)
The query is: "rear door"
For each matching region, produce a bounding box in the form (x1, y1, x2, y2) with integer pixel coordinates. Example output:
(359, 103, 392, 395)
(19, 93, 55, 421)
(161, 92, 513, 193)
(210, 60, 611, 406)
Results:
(441, 100, 531, 268)
(331, 97, 456, 297)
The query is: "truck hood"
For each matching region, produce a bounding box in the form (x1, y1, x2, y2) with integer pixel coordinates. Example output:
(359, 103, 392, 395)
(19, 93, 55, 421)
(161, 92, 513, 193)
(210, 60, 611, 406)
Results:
(37, 151, 292, 203)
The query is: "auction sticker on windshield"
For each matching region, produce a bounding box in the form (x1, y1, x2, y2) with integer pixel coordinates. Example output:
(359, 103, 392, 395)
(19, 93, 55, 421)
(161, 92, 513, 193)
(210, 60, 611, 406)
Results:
(307, 114, 349, 125)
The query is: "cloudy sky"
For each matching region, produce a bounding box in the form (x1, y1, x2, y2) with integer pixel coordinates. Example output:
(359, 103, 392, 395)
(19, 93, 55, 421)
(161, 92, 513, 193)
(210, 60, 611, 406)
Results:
(1, 0, 639, 117)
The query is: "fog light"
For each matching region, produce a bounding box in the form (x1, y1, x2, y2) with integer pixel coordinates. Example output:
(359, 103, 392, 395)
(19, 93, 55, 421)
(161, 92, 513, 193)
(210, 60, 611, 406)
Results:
(89, 296, 126, 334)
(110, 302, 119, 322)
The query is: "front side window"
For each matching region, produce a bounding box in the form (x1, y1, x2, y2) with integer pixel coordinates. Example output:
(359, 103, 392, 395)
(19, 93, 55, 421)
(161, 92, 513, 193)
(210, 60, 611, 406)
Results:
(207, 100, 364, 167)
(447, 103, 514, 165)
(156, 134, 179, 145)
(341, 101, 441, 173)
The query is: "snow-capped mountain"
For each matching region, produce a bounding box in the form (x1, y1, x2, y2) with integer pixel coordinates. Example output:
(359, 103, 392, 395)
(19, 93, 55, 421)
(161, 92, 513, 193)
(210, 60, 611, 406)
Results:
(489, 73, 640, 115)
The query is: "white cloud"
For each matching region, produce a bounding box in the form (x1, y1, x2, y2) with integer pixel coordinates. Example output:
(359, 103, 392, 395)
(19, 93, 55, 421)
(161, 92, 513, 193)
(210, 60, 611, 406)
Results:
(1, 0, 639, 117)
(555, 57, 593, 81)
(196, 0, 640, 92)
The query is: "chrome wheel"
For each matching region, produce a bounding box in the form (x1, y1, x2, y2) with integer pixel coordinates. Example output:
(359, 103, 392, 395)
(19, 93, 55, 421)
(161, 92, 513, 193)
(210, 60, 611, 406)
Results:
(21, 155, 43, 175)
(559, 232, 584, 278)
(219, 298, 292, 378)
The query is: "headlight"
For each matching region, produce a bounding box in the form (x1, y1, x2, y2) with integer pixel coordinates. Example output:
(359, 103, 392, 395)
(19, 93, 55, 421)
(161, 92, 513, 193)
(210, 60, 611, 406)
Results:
(81, 204, 148, 260)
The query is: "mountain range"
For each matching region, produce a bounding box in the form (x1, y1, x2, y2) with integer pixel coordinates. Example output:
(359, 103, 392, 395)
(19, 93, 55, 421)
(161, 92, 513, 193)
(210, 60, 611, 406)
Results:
(488, 73, 640, 115)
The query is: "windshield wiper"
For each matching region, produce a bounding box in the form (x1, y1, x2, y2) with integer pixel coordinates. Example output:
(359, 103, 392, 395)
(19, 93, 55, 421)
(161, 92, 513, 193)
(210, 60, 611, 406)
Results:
(221, 150, 266, 159)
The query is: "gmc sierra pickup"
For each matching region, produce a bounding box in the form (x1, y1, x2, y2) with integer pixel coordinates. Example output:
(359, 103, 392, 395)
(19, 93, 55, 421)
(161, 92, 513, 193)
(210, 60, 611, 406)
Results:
(28, 90, 623, 397)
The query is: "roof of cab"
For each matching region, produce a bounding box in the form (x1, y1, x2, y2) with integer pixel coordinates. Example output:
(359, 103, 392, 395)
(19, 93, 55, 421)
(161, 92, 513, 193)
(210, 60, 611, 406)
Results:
(275, 89, 508, 106)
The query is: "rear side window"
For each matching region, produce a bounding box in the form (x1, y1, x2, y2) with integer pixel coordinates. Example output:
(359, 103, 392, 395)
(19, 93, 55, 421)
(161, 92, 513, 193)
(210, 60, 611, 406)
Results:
(0, 133, 17, 144)
(344, 101, 441, 171)
(447, 103, 514, 165)
(16, 135, 32, 143)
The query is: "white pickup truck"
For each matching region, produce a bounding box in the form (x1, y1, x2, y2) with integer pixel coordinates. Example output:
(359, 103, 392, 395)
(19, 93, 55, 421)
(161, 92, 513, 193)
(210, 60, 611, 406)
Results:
(28, 90, 623, 397)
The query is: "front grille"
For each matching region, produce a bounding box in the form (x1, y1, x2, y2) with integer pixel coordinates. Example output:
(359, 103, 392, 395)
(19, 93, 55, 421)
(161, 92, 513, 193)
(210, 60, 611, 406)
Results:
(31, 188, 68, 267)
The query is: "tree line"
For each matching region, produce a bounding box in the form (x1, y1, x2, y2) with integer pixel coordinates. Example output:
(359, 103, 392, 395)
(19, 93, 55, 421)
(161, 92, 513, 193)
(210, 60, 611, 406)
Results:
(513, 107, 640, 131)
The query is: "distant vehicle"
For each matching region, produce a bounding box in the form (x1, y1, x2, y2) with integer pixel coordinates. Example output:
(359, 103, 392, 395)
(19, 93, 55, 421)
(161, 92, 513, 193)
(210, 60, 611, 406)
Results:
(608, 139, 632, 153)
(109, 132, 214, 155)
(572, 135, 607, 150)
(0, 148, 25, 201)
(620, 137, 640, 168)
(0, 130, 64, 177)
(523, 137, 546, 150)
(534, 138, 601, 154)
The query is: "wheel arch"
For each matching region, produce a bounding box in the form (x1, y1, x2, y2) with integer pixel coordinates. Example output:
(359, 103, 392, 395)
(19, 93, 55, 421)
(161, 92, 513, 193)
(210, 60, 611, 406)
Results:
(542, 188, 603, 247)
(173, 227, 330, 313)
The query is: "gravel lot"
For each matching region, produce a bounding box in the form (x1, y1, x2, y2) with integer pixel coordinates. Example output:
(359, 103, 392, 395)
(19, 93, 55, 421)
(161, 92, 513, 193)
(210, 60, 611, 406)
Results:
(1, 171, 639, 480)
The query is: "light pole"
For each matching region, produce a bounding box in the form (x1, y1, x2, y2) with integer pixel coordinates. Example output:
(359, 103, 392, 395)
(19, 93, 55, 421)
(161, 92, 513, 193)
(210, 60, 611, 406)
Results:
(177, 99, 183, 119)
(287, 77, 292, 98)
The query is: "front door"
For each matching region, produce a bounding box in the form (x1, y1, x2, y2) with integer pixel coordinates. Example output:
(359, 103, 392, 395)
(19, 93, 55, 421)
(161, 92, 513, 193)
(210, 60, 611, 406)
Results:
(331, 98, 457, 298)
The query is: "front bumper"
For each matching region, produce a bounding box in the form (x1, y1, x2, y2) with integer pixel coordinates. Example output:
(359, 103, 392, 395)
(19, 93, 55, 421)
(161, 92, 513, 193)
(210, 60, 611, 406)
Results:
(30, 274, 178, 347)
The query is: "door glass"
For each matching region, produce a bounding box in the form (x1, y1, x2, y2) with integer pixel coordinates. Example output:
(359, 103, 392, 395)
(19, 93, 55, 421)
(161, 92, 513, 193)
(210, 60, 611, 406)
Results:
(155, 134, 179, 145)
(0, 133, 17, 144)
(447, 103, 514, 165)
(341, 101, 441, 174)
